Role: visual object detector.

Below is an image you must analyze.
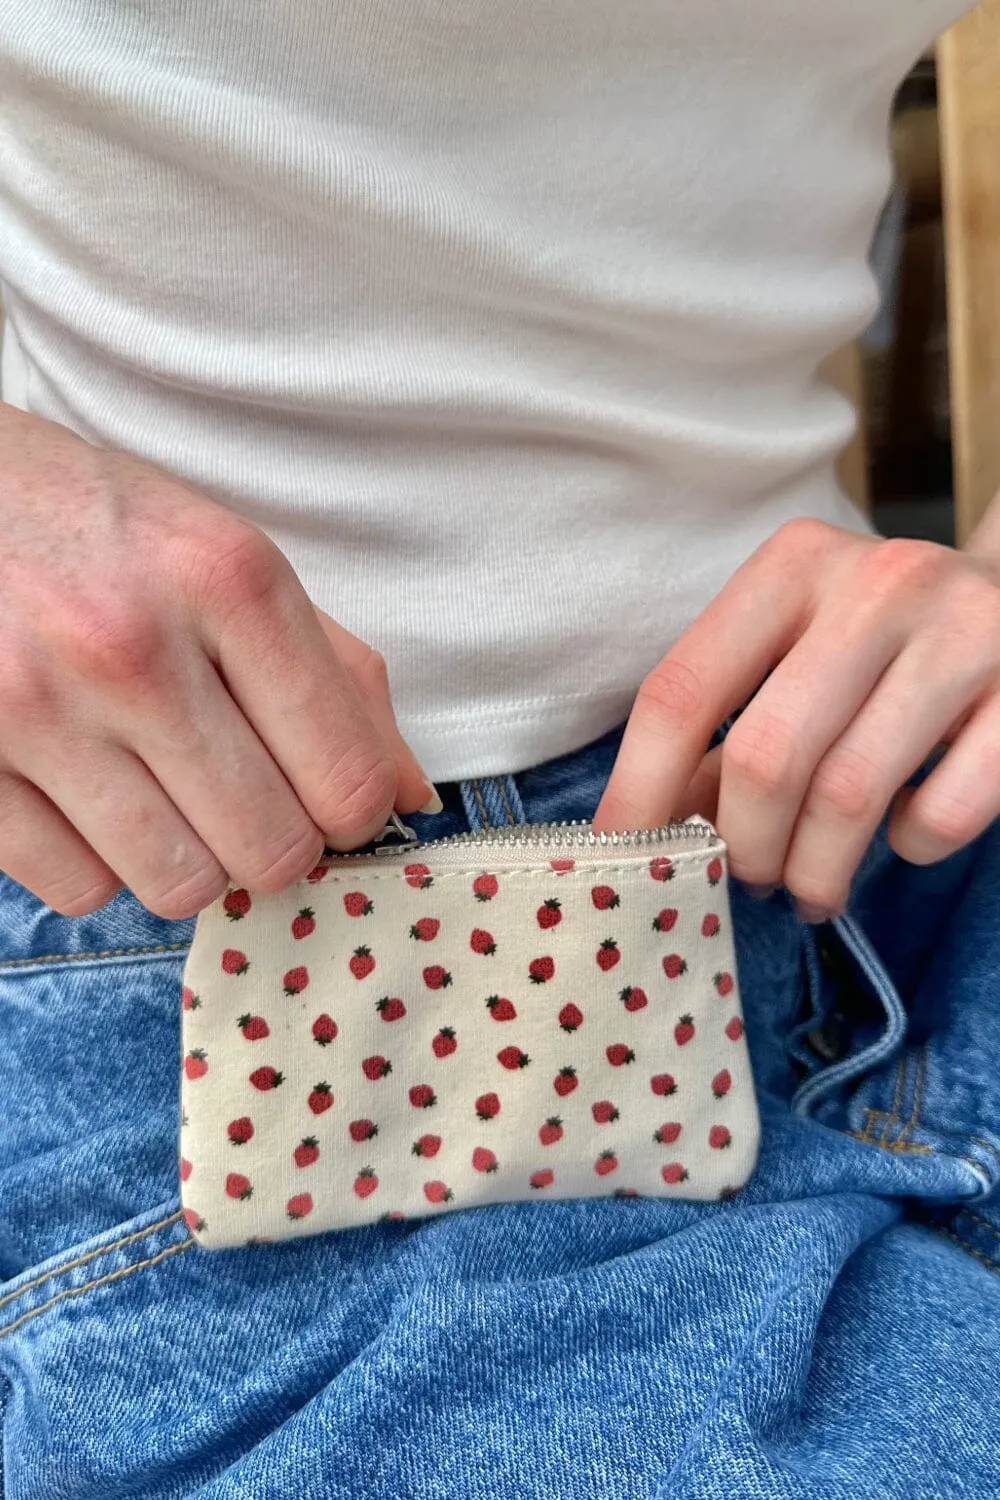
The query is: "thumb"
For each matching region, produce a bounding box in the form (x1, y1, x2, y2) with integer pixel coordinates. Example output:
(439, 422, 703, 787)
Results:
(312, 608, 441, 816)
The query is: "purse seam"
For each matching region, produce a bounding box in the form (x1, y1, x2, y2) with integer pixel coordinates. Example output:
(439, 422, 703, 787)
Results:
(301, 856, 719, 889)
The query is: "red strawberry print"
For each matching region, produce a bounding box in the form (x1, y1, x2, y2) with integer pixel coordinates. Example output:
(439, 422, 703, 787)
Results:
(710, 1125, 732, 1150)
(354, 1167, 378, 1198)
(350, 1118, 378, 1142)
(649, 857, 674, 882)
(423, 965, 453, 990)
(306, 863, 329, 884)
(701, 913, 721, 938)
(409, 1083, 437, 1109)
(663, 954, 688, 979)
(674, 1015, 695, 1046)
(283, 966, 309, 996)
(550, 859, 575, 875)
(725, 1016, 745, 1042)
(350, 946, 376, 980)
(651, 1073, 677, 1096)
(559, 1003, 583, 1033)
(250, 1065, 283, 1091)
(308, 1081, 333, 1113)
(472, 1147, 499, 1173)
(237, 1013, 269, 1042)
(591, 884, 621, 910)
(433, 1027, 458, 1058)
(595, 1150, 619, 1177)
(182, 1207, 206, 1233)
(486, 995, 517, 1022)
(312, 1013, 338, 1046)
(294, 1137, 320, 1168)
(539, 1117, 564, 1146)
(184, 1049, 208, 1080)
(707, 857, 724, 886)
(410, 917, 440, 942)
(530, 1169, 555, 1189)
(222, 949, 249, 976)
(606, 1043, 635, 1067)
(224, 888, 251, 921)
(412, 1133, 442, 1157)
(592, 1100, 620, 1124)
(362, 1055, 392, 1081)
(597, 938, 621, 971)
(473, 873, 498, 902)
(179, 1157, 193, 1182)
(613, 1188, 640, 1200)
(654, 1122, 683, 1144)
(529, 956, 555, 984)
(712, 1069, 732, 1098)
(653, 908, 678, 933)
(476, 1092, 501, 1120)
(423, 1181, 453, 1205)
(380, 1211, 405, 1223)
(404, 863, 434, 889)
(619, 985, 648, 1013)
(554, 1066, 579, 1097)
(662, 1162, 689, 1185)
(344, 891, 374, 918)
(226, 1172, 253, 1201)
(287, 1193, 313, 1220)
(376, 996, 407, 1023)
(228, 1116, 254, 1145)
(497, 1046, 530, 1070)
(537, 898, 562, 929)
(292, 907, 316, 939)
(714, 971, 735, 997)
(470, 928, 497, 956)
(181, 986, 200, 1012)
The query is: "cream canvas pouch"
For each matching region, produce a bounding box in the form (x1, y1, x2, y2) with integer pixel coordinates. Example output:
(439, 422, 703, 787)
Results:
(179, 818, 759, 1248)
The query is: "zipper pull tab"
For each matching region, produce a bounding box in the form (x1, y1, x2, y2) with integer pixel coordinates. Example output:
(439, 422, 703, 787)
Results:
(375, 809, 419, 854)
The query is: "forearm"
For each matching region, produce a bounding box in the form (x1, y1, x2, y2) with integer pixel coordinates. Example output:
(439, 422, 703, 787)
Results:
(964, 487, 1000, 572)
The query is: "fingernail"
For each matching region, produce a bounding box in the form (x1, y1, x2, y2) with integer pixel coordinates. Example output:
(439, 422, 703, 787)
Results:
(746, 884, 777, 901)
(796, 901, 832, 925)
(418, 784, 444, 816)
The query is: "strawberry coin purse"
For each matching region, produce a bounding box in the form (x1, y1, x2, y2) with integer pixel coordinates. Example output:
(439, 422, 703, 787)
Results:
(179, 817, 760, 1248)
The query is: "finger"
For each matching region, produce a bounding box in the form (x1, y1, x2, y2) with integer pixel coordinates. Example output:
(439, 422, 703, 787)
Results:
(592, 520, 826, 833)
(17, 738, 229, 919)
(888, 691, 1000, 865)
(196, 532, 402, 848)
(313, 610, 439, 814)
(671, 744, 722, 824)
(783, 639, 994, 915)
(130, 657, 327, 892)
(0, 768, 123, 915)
(715, 591, 906, 889)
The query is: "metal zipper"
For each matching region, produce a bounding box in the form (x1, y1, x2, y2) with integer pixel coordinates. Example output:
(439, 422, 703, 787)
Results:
(321, 811, 718, 862)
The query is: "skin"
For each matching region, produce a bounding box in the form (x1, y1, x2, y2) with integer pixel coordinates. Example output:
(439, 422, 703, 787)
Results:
(593, 506, 1000, 922)
(0, 403, 436, 919)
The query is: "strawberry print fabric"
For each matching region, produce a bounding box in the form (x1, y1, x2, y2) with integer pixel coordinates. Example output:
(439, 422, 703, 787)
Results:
(179, 832, 759, 1247)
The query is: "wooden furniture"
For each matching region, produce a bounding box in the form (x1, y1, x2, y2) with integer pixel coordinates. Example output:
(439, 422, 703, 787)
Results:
(938, 0, 1000, 544)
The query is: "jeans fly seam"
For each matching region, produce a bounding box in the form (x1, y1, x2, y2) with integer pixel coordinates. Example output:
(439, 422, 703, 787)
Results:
(470, 780, 493, 829)
(0, 1210, 186, 1312)
(938, 1227, 1000, 1278)
(497, 778, 518, 827)
(963, 1210, 1000, 1245)
(0, 1237, 194, 1340)
(0, 941, 190, 970)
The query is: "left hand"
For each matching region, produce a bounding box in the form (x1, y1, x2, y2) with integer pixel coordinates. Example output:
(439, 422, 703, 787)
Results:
(593, 518, 1000, 921)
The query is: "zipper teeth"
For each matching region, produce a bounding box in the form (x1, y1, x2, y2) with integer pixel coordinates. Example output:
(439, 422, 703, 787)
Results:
(323, 820, 716, 861)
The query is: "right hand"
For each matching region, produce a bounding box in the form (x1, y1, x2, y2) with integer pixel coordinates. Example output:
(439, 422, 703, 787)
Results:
(0, 403, 437, 918)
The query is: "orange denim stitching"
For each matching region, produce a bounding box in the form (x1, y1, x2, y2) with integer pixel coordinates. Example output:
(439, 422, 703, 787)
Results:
(938, 1227, 1000, 1278)
(0, 942, 190, 970)
(497, 778, 518, 828)
(0, 1210, 185, 1312)
(965, 1211, 1000, 1245)
(0, 1237, 194, 1341)
(470, 779, 493, 829)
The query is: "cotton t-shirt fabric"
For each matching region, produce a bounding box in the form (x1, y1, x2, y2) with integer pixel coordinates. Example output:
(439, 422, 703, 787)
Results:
(0, 1, 971, 781)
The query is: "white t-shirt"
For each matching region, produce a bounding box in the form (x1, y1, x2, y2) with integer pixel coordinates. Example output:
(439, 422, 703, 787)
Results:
(0, 1, 969, 781)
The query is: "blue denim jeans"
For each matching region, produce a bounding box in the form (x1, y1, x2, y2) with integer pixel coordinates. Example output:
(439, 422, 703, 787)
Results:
(2, 722, 999, 1498)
